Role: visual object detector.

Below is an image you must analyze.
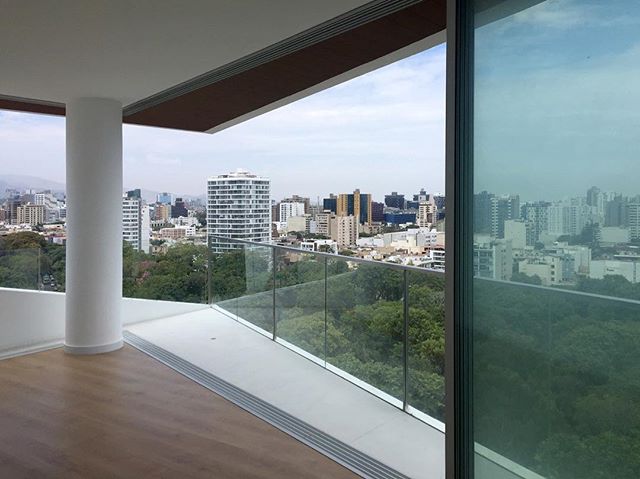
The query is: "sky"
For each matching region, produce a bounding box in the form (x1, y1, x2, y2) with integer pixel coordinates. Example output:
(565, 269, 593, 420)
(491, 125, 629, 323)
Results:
(0, 44, 446, 203)
(3, 0, 640, 207)
(474, 0, 640, 202)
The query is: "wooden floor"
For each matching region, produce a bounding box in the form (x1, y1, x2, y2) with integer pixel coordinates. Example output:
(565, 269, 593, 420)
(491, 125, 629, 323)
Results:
(0, 345, 358, 479)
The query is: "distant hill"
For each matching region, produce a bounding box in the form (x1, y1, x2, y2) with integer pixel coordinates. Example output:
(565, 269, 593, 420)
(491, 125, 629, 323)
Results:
(0, 175, 65, 194)
(0, 174, 204, 203)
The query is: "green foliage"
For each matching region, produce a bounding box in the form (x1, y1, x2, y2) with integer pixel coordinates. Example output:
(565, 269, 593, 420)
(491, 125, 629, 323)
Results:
(123, 241, 208, 303)
(474, 279, 640, 478)
(0, 232, 65, 290)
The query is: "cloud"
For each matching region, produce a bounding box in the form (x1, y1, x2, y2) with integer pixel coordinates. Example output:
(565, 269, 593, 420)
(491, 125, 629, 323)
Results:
(1, 45, 446, 202)
(474, 2, 640, 202)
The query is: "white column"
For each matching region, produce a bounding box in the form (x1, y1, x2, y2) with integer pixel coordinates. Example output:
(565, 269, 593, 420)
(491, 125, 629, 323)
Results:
(65, 98, 123, 354)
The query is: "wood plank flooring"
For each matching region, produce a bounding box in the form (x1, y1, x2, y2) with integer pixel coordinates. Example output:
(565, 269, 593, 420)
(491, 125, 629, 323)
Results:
(0, 345, 358, 479)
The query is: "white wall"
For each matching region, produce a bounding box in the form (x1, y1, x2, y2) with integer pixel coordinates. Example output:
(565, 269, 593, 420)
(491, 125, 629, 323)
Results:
(0, 288, 209, 358)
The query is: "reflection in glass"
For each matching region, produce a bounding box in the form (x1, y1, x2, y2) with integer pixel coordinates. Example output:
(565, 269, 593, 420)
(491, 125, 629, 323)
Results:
(472, 1, 640, 477)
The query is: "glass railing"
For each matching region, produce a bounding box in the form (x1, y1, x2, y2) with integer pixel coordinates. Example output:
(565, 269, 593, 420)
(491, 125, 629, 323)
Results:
(0, 244, 66, 291)
(208, 235, 446, 426)
(0, 247, 41, 290)
(123, 242, 208, 304)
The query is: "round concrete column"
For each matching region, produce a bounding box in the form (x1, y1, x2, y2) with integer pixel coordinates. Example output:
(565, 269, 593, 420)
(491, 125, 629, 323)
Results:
(65, 98, 123, 354)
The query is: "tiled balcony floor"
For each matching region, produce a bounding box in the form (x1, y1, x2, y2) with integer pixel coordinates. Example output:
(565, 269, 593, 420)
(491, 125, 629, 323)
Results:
(126, 308, 446, 479)
(0, 345, 358, 479)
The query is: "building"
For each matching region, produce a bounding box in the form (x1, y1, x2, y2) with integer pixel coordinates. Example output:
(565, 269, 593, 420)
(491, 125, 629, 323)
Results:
(600, 226, 630, 245)
(286, 215, 311, 233)
(122, 195, 150, 253)
(474, 190, 493, 235)
(336, 189, 372, 225)
(6, 196, 21, 225)
(474, 239, 513, 281)
(34, 191, 60, 223)
(546, 199, 590, 238)
(371, 201, 384, 222)
(271, 201, 280, 222)
(330, 215, 358, 248)
(322, 194, 337, 214)
(154, 203, 172, 222)
(279, 202, 305, 226)
(16, 203, 45, 225)
(282, 195, 310, 213)
(384, 191, 405, 209)
(605, 195, 627, 227)
(518, 254, 574, 286)
(490, 194, 520, 238)
(171, 198, 188, 218)
(159, 225, 195, 240)
(315, 210, 334, 237)
(504, 219, 527, 250)
(629, 203, 640, 240)
(521, 201, 550, 246)
(207, 169, 271, 252)
(590, 259, 640, 283)
(156, 192, 173, 204)
(4, 2, 635, 477)
(384, 211, 416, 225)
(417, 201, 436, 228)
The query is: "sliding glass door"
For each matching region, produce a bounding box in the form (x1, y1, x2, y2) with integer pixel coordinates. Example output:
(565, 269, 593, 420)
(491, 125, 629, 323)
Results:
(452, 0, 640, 477)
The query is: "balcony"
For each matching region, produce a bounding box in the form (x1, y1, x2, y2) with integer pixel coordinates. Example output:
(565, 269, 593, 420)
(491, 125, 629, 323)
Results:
(3, 1, 639, 477)
(0, 241, 447, 478)
(5, 236, 635, 478)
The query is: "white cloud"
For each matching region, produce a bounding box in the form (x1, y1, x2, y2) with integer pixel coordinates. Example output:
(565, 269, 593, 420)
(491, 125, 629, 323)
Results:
(1, 45, 446, 202)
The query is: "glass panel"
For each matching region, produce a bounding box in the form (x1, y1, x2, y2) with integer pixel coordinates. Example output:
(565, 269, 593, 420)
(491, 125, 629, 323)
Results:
(275, 250, 326, 361)
(123, 242, 208, 304)
(211, 243, 274, 334)
(406, 269, 445, 422)
(40, 243, 65, 292)
(472, 1, 640, 477)
(326, 258, 404, 404)
(0, 248, 40, 290)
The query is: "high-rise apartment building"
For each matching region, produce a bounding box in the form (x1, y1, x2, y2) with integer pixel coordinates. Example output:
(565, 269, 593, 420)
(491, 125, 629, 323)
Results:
(323, 194, 338, 214)
(207, 169, 271, 252)
(171, 198, 188, 218)
(282, 195, 310, 214)
(521, 201, 550, 245)
(605, 195, 627, 227)
(16, 203, 45, 225)
(34, 191, 60, 223)
(279, 202, 305, 225)
(490, 194, 520, 238)
(315, 210, 335, 237)
(122, 195, 150, 253)
(474, 190, 493, 235)
(384, 192, 405, 209)
(628, 203, 640, 241)
(330, 215, 358, 248)
(6, 196, 21, 225)
(156, 192, 173, 205)
(417, 201, 436, 227)
(336, 189, 372, 225)
(371, 201, 385, 222)
(154, 203, 172, 222)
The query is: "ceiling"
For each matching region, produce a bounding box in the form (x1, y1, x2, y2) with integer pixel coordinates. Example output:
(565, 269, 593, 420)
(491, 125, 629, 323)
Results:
(0, 0, 368, 105)
(0, 0, 446, 132)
